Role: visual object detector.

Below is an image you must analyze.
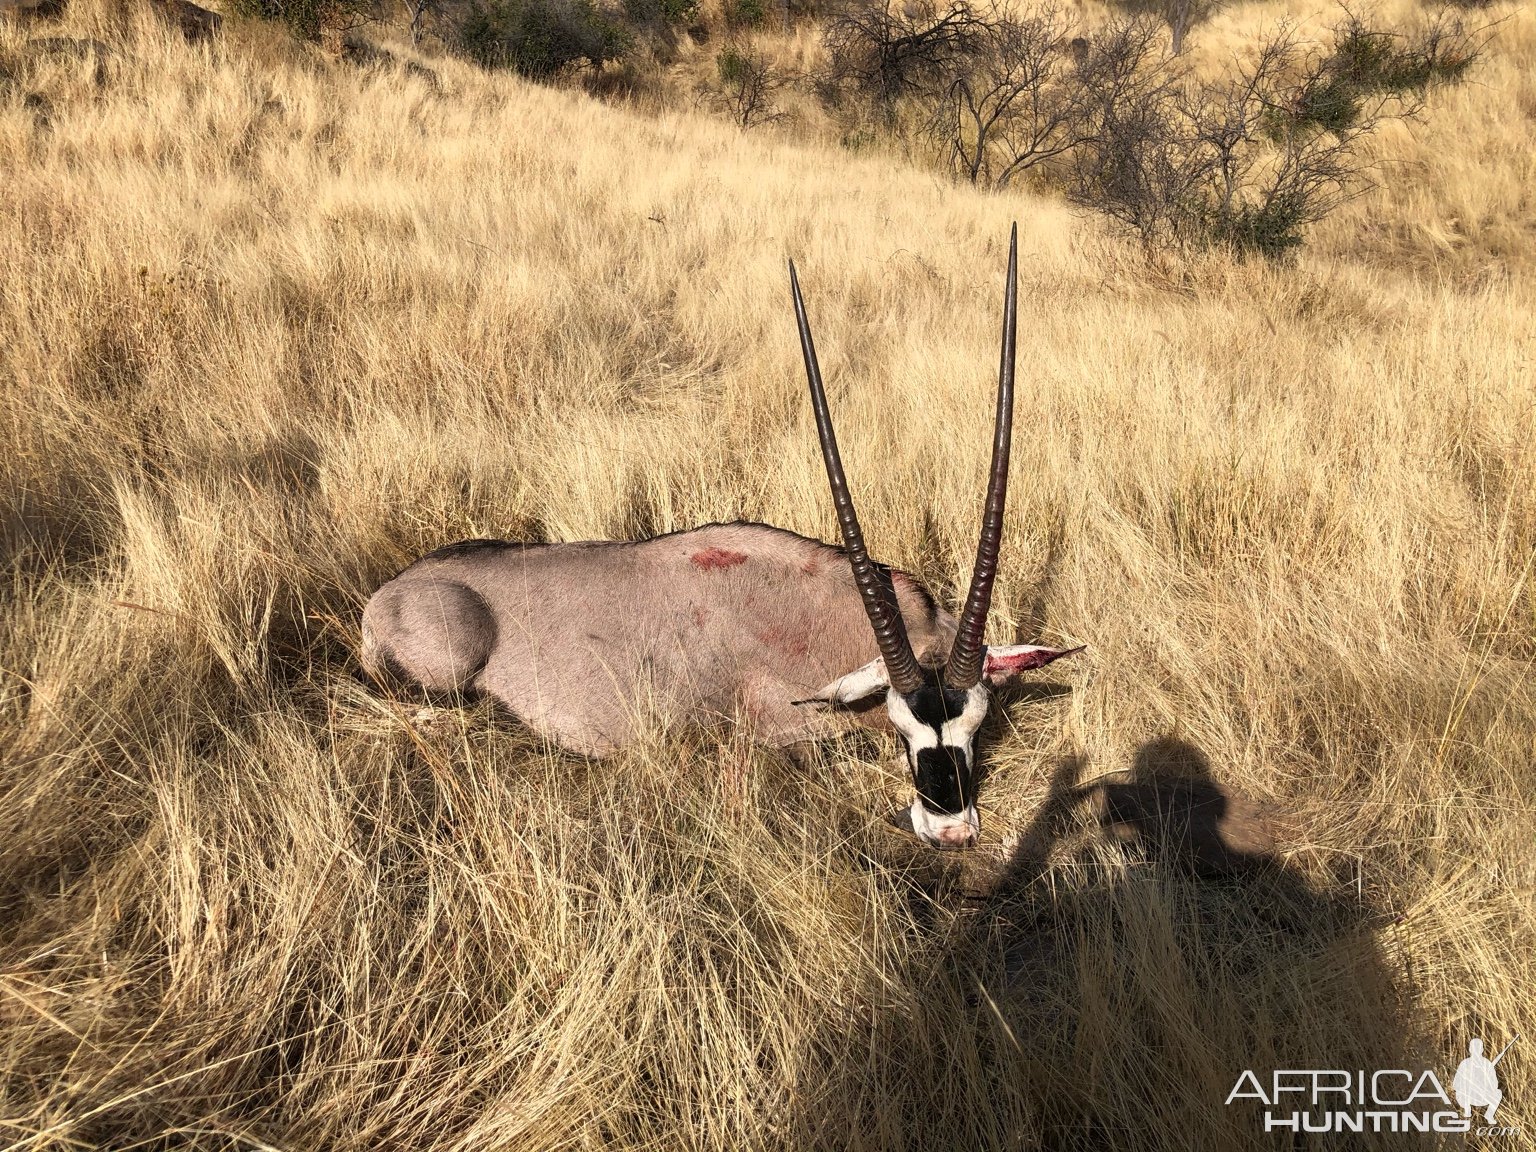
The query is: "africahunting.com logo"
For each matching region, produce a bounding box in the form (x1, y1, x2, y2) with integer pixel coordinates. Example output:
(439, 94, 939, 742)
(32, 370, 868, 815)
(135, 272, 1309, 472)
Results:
(1226, 1034, 1520, 1137)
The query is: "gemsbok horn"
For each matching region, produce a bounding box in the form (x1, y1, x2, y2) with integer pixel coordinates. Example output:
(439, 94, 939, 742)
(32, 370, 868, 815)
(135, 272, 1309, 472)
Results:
(360, 223, 1082, 846)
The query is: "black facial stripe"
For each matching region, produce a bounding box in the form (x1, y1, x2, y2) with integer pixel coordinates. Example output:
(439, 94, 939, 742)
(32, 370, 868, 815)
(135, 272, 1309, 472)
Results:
(913, 746, 972, 815)
(894, 675, 985, 816)
(906, 682, 973, 726)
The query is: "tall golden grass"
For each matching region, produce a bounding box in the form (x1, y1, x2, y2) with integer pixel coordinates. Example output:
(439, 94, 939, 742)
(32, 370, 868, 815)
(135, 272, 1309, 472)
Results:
(1, 0, 1533, 1146)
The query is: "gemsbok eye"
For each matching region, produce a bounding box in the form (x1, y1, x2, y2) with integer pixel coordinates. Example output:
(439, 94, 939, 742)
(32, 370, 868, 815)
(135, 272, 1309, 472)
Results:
(360, 223, 1082, 847)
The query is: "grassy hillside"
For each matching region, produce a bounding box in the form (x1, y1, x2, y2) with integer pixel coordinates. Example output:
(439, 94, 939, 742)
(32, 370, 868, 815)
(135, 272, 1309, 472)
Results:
(1, 0, 1533, 1148)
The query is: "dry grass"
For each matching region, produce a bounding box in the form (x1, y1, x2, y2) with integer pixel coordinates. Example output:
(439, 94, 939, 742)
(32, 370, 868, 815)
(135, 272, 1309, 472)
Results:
(1, 0, 1534, 1147)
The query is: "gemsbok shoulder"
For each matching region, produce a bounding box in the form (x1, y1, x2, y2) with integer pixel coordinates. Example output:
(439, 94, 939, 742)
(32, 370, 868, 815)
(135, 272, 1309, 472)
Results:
(361, 224, 1082, 846)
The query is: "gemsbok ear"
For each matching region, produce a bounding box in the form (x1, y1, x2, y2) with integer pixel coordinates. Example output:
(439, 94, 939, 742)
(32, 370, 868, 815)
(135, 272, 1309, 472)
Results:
(794, 658, 891, 706)
(983, 644, 1085, 686)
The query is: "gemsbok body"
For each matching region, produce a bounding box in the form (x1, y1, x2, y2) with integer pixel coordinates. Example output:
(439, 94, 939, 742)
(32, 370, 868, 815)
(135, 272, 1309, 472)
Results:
(361, 225, 1081, 846)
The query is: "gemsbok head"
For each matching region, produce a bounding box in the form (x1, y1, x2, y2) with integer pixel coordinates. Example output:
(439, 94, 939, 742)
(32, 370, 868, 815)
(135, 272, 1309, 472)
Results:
(360, 223, 1081, 847)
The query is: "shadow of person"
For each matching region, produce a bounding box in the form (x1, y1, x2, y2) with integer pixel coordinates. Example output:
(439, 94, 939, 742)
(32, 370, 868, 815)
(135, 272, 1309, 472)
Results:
(1096, 736, 1282, 881)
(990, 737, 1317, 922)
(788, 737, 1424, 1150)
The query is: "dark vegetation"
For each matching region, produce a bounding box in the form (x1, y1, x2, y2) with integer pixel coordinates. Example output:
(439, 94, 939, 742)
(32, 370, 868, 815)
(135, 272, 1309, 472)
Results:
(228, 0, 370, 44)
(230, 0, 1491, 258)
(456, 0, 628, 75)
(723, 0, 769, 28)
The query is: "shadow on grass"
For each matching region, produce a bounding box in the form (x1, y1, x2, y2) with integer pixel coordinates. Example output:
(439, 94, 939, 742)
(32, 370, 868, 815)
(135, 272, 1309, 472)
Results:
(795, 737, 1423, 1151)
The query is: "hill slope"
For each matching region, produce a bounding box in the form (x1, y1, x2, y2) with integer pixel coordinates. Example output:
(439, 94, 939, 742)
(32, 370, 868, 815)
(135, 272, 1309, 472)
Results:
(2, 3, 1533, 1148)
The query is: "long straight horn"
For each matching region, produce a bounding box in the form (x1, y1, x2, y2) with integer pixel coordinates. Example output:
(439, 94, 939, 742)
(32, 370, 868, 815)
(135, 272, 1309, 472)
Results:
(790, 261, 925, 696)
(945, 223, 1018, 690)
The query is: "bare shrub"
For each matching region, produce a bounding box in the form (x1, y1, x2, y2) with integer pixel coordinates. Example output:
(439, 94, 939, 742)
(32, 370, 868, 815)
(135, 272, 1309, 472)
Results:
(716, 42, 785, 127)
(1067, 13, 1489, 257)
(823, 0, 983, 110)
(399, 0, 439, 45)
(924, 4, 1077, 184)
(821, 0, 1487, 258)
(1114, 0, 1228, 55)
(928, 12, 1174, 187)
(1063, 21, 1194, 249)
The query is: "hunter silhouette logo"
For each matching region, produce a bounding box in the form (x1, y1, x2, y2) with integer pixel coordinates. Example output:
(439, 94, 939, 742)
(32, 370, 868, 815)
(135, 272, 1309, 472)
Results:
(1225, 1033, 1521, 1136)
(1454, 1036, 1518, 1124)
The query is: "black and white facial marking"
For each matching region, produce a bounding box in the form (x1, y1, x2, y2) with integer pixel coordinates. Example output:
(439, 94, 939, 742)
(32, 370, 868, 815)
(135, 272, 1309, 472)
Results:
(885, 676, 989, 848)
(800, 644, 1082, 847)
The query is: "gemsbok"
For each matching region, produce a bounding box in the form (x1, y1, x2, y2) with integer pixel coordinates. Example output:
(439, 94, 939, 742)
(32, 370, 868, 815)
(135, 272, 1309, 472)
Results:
(361, 224, 1082, 846)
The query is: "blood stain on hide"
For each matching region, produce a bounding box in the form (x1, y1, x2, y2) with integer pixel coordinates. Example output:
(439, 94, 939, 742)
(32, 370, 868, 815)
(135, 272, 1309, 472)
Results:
(691, 548, 748, 570)
(692, 606, 710, 627)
